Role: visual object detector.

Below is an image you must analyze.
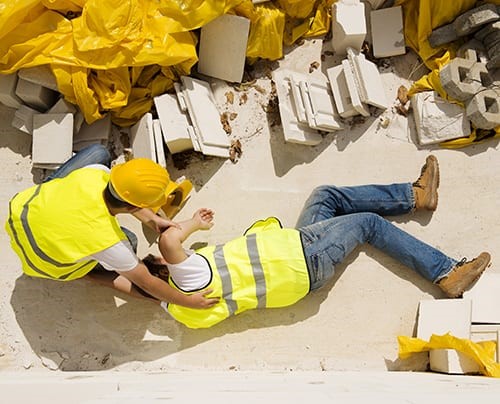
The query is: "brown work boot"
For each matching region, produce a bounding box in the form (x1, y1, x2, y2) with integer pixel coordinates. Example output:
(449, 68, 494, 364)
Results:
(438, 252, 491, 298)
(413, 155, 439, 211)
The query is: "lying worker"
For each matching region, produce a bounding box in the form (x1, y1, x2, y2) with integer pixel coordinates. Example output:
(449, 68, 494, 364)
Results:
(5, 144, 218, 309)
(156, 155, 491, 328)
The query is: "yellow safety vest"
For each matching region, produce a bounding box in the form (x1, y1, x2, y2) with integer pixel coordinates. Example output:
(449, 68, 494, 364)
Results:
(167, 217, 310, 328)
(5, 167, 127, 280)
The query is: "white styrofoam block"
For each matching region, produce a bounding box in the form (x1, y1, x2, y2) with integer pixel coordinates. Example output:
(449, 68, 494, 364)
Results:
(272, 69, 323, 146)
(32, 113, 73, 165)
(198, 14, 250, 83)
(152, 118, 166, 167)
(410, 91, 471, 145)
(463, 273, 500, 324)
(289, 76, 308, 123)
(154, 93, 194, 154)
(341, 59, 370, 117)
(417, 299, 472, 340)
(12, 105, 38, 134)
(299, 81, 343, 131)
(370, 6, 406, 58)
(347, 48, 389, 109)
(130, 112, 156, 160)
(15, 78, 58, 111)
(331, 0, 367, 55)
(0, 73, 23, 109)
(17, 65, 59, 92)
(180, 76, 230, 148)
(429, 349, 482, 374)
(174, 82, 187, 112)
(326, 64, 358, 118)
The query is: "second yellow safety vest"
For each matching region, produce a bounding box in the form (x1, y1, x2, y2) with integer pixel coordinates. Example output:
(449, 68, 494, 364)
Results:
(167, 217, 310, 328)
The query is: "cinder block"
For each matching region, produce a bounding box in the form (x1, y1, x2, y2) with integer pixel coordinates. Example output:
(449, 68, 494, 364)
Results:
(32, 113, 73, 166)
(326, 64, 359, 118)
(417, 299, 472, 341)
(0, 73, 23, 109)
(410, 91, 471, 145)
(474, 21, 500, 42)
(429, 349, 482, 375)
(152, 119, 166, 167)
(180, 76, 231, 148)
(463, 273, 500, 323)
(457, 39, 489, 64)
(483, 29, 500, 49)
(17, 65, 59, 92)
(466, 88, 500, 130)
(154, 93, 193, 154)
(197, 14, 250, 83)
(73, 115, 111, 151)
(364, 0, 386, 9)
(439, 57, 490, 102)
(272, 69, 323, 145)
(15, 78, 58, 111)
(341, 59, 370, 117)
(428, 23, 458, 48)
(347, 48, 389, 109)
(453, 3, 499, 37)
(331, 0, 366, 55)
(12, 105, 38, 134)
(370, 6, 406, 58)
(130, 112, 156, 160)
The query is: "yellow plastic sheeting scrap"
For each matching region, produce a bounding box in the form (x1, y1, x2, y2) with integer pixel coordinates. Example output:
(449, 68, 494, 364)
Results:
(398, 333, 500, 378)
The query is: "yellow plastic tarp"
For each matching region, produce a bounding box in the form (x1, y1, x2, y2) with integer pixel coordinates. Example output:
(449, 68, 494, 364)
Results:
(398, 333, 500, 378)
(0, 0, 333, 127)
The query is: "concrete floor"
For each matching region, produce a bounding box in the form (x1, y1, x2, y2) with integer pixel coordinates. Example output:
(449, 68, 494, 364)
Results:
(1, 38, 499, 377)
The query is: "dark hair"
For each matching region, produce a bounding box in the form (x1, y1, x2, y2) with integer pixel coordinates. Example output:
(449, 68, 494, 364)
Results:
(103, 184, 137, 210)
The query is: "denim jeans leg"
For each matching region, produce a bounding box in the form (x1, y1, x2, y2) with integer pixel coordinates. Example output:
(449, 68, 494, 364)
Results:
(43, 144, 111, 182)
(296, 183, 415, 228)
(300, 212, 457, 291)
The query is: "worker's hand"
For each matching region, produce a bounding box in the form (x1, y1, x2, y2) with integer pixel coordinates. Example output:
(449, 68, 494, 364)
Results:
(193, 208, 214, 231)
(151, 215, 181, 233)
(187, 288, 220, 308)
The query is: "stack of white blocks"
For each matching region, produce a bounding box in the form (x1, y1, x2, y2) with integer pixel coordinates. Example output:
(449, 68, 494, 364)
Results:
(154, 76, 230, 158)
(0, 66, 111, 170)
(417, 273, 500, 375)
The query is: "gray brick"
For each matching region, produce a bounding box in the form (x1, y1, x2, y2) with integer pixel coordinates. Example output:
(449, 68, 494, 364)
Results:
(466, 89, 500, 130)
(428, 23, 458, 48)
(483, 29, 500, 49)
(453, 3, 499, 36)
(440, 58, 490, 101)
(488, 40, 500, 60)
(474, 21, 500, 41)
(487, 52, 500, 69)
(457, 39, 489, 64)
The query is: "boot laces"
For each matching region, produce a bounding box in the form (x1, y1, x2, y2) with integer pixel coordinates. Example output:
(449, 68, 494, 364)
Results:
(456, 257, 468, 267)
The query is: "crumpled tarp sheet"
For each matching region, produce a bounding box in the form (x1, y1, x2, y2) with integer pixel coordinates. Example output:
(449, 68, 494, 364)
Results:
(0, 0, 333, 127)
(396, 0, 500, 148)
(398, 333, 500, 378)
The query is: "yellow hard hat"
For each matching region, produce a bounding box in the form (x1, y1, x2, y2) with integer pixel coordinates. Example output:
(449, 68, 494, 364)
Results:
(109, 158, 177, 211)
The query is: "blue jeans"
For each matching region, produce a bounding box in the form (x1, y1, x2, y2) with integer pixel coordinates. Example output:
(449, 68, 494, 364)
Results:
(296, 184, 457, 291)
(42, 143, 138, 253)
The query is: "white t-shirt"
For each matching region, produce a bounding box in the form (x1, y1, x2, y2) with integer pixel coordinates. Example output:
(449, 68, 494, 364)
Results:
(80, 164, 139, 272)
(166, 250, 211, 292)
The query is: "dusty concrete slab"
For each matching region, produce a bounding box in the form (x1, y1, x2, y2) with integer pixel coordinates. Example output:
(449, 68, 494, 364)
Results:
(1, 39, 499, 376)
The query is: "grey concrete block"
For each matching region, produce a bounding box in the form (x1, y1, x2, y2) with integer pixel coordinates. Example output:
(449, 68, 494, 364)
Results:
(466, 88, 500, 130)
(474, 21, 500, 42)
(15, 78, 58, 111)
(484, 30, 500, 50)
(487, 52, 500, 70)
(440, 57, 490, 101)
(453, 3, 499, 36)
(457, 39, 489, 64)
(486, 35, 500, 59)
(428, 23, 458, 48)
(0, 73, 23, 109)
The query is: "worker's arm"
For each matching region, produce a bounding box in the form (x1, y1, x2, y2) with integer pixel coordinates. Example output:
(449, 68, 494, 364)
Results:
(119, 260, 218, 308)
(133, 208, 180, 233)
(159, 208, 214, 265)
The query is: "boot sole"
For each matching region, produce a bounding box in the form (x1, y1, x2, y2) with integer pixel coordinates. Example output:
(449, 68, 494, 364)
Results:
(426, 155, 439, 211)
